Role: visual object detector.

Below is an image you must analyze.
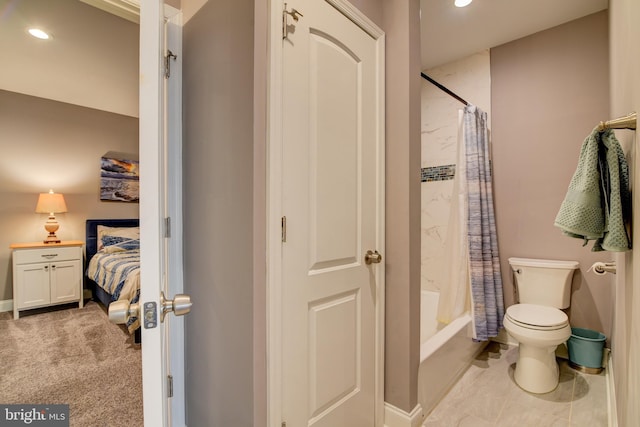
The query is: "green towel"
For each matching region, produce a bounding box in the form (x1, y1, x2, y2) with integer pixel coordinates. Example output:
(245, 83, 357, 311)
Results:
(554, 128, 631, 251)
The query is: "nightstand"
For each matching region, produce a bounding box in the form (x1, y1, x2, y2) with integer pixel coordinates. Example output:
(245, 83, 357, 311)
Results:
(10, 241, 84, 319)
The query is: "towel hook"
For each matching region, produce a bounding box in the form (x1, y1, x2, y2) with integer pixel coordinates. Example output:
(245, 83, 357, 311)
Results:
(598, 112, 637, 131)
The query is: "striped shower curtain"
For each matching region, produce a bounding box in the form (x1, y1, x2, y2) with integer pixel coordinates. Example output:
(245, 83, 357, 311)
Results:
(464, 105, 504, 341)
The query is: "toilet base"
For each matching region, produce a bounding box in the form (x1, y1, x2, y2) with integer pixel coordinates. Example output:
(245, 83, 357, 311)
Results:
(513, 343, 560, 394)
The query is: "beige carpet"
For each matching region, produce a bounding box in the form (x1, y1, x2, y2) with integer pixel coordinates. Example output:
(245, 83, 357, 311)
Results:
(0, 301, 143, 427)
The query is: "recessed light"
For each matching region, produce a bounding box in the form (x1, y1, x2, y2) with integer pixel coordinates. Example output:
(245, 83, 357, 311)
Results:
(455, 0, 472, 7)
(28, 28, 51, 40)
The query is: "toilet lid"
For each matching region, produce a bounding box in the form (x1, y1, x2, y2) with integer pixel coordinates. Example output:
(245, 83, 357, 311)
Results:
(506, 304, 568, 329)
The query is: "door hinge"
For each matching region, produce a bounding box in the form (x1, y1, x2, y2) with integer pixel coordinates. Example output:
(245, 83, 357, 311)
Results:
(164, 217, 171, 238)
(167, 374, 174, 398)
(164, 49, 177, 79)
(282, 3, 303, 39)
(281, 216, 287, 242)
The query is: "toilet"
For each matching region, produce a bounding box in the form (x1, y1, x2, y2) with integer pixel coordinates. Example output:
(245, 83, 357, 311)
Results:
(503, 257, 579, 394)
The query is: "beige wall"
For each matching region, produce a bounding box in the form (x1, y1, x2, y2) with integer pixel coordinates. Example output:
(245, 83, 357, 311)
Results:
(0, 90, 139, 302)
(491, 12, 612, 338)
(609, 0, 640, 424)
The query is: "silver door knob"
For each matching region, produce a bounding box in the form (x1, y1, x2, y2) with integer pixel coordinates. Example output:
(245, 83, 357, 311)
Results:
(160, 292, 193, 322)
(365, 250, 382, 265)
(109, 300, 140, 324)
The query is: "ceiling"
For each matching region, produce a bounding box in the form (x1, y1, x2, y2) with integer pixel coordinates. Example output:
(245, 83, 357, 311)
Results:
(1, 0, 610, 114)
(421, 0, 609, 70)
(0, 0, 139, 117)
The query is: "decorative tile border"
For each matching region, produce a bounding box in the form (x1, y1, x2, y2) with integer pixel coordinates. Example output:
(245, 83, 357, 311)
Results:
(421, 164, 456, 182)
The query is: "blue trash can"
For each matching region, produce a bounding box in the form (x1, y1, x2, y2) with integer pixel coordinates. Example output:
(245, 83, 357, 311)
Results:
(567, 327, 605, 374)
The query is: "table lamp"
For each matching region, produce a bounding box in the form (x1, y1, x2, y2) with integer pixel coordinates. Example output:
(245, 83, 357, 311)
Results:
(35, 190, 67, 244)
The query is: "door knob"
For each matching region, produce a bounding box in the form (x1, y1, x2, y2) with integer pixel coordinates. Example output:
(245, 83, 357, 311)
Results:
(109, 299, 140, 324)
(160, 292, 192, 322)
(365, 250, 382, 265)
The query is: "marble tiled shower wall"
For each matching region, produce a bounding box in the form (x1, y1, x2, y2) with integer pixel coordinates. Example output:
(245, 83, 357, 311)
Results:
(421, 51, 491, 293)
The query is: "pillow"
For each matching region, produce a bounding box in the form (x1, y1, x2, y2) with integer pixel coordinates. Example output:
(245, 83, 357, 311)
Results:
(97, 226, 140, 251)
(101, 235, 140, 252)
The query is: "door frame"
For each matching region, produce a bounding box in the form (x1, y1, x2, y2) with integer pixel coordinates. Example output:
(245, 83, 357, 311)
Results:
(164, 7, 185, 427)
(266, 1, 386, 425)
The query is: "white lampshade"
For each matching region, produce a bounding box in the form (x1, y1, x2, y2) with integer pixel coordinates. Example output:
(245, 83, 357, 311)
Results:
(35, 191, 67, 214)
(35, 190, 67, 244)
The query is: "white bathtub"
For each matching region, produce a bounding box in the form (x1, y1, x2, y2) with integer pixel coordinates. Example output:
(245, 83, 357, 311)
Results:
(417, 290, 487, 417)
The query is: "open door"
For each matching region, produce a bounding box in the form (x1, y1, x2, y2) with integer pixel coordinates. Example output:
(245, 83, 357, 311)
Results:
(139, 1, 190, 426)
(109, 1, 188, 426)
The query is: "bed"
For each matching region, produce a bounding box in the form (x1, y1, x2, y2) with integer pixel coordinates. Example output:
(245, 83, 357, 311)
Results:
(85, 219, 141, 343)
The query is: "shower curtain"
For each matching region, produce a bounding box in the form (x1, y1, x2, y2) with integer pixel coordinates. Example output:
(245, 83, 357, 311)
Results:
(436, 110, 470, 325)
(437, 105, 504, 341)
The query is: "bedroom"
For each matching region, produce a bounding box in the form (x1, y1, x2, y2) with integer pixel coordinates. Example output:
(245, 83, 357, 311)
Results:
(0, 0, 140, 260)
(0, 0, 142, 423)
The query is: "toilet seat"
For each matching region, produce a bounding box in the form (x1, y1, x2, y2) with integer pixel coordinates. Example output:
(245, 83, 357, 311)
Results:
(505, 303, 568, 331)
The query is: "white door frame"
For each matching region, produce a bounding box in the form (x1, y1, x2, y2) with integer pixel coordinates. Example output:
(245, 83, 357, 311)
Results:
(266, 1, 386, 425)
(164, 7, 185, 427)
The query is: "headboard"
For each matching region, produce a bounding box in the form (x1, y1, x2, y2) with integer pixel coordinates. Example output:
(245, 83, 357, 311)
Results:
(85, 218, 139, 262)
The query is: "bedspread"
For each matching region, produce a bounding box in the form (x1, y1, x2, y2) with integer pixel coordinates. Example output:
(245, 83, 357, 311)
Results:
(87, 249, 140, 333)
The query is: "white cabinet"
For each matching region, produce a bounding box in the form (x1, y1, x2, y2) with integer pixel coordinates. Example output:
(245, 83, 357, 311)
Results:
(11, 241, 84, 319)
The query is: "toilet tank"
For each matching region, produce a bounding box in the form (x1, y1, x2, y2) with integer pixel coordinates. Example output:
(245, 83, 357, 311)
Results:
(509, 257, 579, 309)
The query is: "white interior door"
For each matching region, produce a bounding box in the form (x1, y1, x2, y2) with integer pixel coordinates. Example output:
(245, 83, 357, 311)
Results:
(279, 1, 385, 426)
(139, 0, 167, 425)
(139, 1, 185, 426)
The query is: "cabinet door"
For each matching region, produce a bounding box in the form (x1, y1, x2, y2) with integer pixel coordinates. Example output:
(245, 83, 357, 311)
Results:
(16, 263, 50, 309)
(50, 260, 81, 304)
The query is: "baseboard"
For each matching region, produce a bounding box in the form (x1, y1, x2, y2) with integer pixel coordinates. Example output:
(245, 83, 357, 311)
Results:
(384, 402, 423, 427)
(0, 299, 13, 313)
(606, 350, 618, 427)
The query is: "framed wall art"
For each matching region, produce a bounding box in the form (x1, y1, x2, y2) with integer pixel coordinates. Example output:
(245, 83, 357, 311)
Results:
(100, 151, 139, 202)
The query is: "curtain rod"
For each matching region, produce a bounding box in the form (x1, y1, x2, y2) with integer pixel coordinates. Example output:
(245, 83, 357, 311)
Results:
(420, 72, 470, 106)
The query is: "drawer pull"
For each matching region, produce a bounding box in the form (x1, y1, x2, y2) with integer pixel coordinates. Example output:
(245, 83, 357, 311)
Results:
(44, 266, 49, 271)
(41, 254, 58, 259)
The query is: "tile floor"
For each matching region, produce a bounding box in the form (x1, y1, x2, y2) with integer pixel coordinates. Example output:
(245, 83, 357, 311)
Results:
(423, 342, 608, 426)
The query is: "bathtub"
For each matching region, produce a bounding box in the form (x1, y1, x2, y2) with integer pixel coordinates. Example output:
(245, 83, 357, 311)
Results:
(417, 290, 487, 417)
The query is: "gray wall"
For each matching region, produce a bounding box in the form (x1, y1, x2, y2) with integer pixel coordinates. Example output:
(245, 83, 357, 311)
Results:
(0, 90, 139, 302)
(382, 0, 422, 413)
(253, 0, 268, 424)
(348, 0, 383, 27)
(182, 0, 255, 425)
(610, 0, 640, 424)
(182, 0, 424, 422)
(491, 12, 612, 337)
